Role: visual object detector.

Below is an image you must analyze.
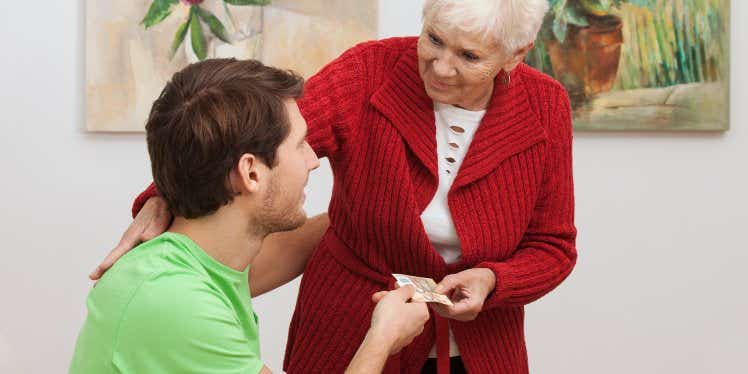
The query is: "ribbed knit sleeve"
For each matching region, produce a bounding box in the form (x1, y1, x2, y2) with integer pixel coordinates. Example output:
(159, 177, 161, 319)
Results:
(297, 44, 367, 160)
(476, 86, 577, 309)
(131, 182, 158, 218)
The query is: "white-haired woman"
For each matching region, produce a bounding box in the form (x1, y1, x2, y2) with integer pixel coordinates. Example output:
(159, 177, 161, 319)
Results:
(95, 0, 577, 372)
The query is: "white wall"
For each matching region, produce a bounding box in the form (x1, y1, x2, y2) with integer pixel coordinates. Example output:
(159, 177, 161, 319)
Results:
(1, 0, 746, 372)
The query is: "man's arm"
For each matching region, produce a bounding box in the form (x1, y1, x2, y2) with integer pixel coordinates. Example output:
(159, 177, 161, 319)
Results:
(250, 214, 329, 297)
(346, 286, 429, 374)
(346, 330, 393, 374)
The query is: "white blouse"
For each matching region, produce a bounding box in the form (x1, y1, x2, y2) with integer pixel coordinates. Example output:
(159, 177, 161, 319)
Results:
(420, 102, 486, 357)
(421, 102, 486, 264)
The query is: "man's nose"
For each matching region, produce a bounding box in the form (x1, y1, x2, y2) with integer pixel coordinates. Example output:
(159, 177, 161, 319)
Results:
(309, 151, 320, 171)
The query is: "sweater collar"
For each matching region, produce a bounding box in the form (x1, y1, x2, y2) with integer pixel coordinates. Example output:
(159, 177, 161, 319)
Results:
(370, 43, 546, 189)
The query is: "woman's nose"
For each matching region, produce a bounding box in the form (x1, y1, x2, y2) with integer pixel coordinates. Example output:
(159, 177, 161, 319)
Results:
(432, 54, 456, 78)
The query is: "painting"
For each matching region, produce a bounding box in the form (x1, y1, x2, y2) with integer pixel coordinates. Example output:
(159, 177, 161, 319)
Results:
(525, 0, 730, 131)
(86, 0, 378, 132)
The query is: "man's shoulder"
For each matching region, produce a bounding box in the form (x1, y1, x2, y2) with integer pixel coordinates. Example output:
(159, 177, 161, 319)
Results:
(123, 270, 230, 324)
(106, 272, 261, 373)
(104, 233, 205, 281)
(71, 266, 222, 373)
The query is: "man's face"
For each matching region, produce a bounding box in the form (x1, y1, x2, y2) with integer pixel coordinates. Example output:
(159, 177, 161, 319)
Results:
(258, 99, 320, 233)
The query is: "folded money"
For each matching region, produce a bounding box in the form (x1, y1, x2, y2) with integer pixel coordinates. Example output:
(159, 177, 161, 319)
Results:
(392, 274, 454, 307)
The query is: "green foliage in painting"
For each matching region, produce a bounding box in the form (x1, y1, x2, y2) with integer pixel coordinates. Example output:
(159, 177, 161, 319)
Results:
(614, 0, 728, 89)
(141, 0, 179, 29)
(189, 6, 208, 60)
(196, 7, 231, 43)
(545, 0, 624, 43)
(170, 18, 191, 59)
(142, 0, 271, 61)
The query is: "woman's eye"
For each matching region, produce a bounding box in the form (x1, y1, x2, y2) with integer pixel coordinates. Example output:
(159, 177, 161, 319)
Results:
(463, 52, 479, 61)
(428, 33, 442, 46)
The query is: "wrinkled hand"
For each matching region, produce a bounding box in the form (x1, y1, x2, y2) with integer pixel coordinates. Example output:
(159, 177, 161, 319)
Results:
(89, 197, 172, 280)
(370, 285, 430, 355)
(431, 268, 496, 321)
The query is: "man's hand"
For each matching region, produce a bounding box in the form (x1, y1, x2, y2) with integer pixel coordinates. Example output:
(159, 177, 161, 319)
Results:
(430, 268, 496, 321)
(369, 285, 430, 355)
(346, 286, 430, 374)
(89, 197, 172, 280)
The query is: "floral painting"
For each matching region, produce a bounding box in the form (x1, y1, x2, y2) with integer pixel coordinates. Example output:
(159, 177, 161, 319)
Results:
(86, 0, 378, 132)
(525, 0, 730, 131)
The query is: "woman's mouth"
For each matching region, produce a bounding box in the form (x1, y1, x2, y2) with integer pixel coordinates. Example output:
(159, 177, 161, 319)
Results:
(428, 77, 454, 91)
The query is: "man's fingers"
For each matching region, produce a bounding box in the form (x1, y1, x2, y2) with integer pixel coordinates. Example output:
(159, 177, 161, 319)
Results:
(391, 284, 416, 301)
(372, 291, 388, 302)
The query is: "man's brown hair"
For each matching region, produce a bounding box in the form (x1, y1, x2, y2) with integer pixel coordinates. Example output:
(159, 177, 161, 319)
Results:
(146, 58, 304, 219)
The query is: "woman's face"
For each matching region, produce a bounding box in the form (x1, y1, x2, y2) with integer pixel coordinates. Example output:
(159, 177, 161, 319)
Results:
(417, 19, 512, 110)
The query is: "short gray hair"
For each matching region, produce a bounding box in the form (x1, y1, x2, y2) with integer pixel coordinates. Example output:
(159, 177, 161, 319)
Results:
(423, 0, 549, 53)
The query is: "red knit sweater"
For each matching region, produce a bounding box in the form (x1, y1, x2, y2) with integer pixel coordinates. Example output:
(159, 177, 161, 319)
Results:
(133, 37, 577, 374)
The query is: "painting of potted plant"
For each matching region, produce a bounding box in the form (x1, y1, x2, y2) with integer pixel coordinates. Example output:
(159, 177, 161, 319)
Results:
(526, 0, 730, 131)
(540, 0, 628, 102)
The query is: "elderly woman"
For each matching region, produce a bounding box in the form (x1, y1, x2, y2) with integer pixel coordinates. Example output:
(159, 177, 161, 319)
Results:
(94, 0, 577, 372)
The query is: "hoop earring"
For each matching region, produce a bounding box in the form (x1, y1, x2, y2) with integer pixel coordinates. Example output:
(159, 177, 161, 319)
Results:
(500, 70, 511, 86)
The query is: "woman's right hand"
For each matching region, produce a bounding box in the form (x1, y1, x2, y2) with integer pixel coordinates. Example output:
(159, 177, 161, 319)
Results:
(89, 196, 172, 280)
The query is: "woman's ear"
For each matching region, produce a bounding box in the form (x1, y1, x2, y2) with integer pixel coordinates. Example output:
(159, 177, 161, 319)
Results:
(503, 42, 535, 72)
(232, 153, 263, 194)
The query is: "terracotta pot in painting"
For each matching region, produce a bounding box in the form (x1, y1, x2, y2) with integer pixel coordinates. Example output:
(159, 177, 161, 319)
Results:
(546, 15, 623, 103)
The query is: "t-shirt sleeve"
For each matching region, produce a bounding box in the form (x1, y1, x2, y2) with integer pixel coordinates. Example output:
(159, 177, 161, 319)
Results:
(297, 43, 368, 160)
(112, 274, 264, 374)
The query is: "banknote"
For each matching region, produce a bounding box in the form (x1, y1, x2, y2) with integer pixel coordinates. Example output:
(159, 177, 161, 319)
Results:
(392, 274, 454, 306)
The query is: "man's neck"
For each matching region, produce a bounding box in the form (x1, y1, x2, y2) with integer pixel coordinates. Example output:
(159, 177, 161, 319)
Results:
(168, 208, 265, 272)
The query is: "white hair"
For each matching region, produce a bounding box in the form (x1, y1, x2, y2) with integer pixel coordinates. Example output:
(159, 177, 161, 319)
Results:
(422, 0, 549, 53)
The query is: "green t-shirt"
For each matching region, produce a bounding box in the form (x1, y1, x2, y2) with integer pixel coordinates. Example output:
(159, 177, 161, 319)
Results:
(70, 232, 263, 374)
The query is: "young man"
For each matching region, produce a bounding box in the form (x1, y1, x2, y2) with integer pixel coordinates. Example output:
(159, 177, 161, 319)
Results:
(70, 59, 429, 374)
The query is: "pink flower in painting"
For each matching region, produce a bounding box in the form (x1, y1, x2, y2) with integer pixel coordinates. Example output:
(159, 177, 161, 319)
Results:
(181, 0, 204, 5)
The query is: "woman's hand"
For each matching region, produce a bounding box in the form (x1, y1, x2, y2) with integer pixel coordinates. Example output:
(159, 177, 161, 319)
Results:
(430, 268, 496, 321)
(88, 196, 172, 280)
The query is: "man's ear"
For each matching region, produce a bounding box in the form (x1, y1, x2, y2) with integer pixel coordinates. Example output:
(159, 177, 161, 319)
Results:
(502, 42, 534, 72)
(231, 153, 264, 194)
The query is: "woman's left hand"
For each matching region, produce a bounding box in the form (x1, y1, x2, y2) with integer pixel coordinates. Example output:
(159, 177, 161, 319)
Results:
(431, 268, 496, 321)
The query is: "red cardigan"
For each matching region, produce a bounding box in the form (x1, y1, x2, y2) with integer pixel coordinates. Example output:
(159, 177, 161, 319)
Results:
(133, 37, 577, 374)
